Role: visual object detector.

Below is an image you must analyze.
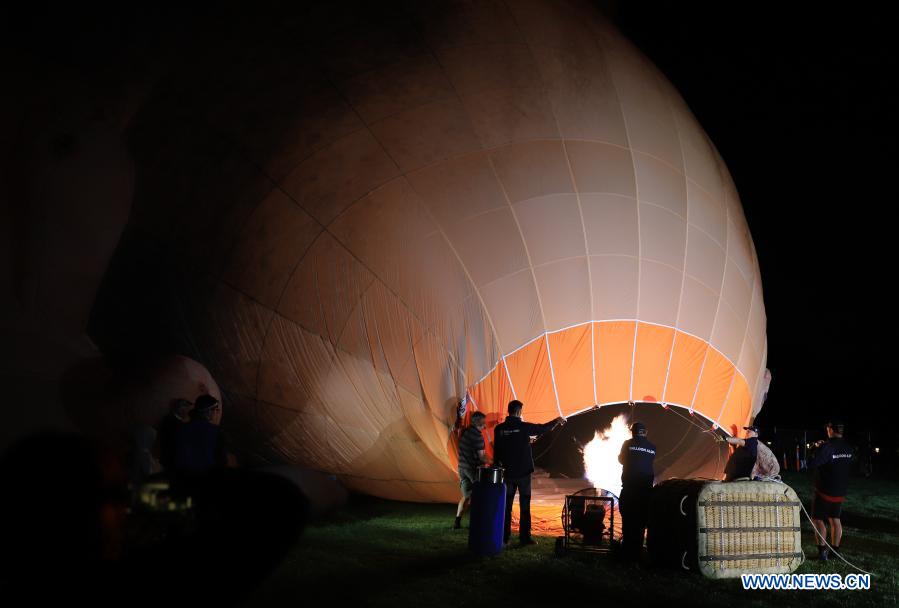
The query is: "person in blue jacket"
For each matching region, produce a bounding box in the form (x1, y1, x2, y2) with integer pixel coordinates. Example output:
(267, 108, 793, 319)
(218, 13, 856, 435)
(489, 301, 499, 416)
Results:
(808, 420, 853, 560)
(617, 421, 655, 558)
(173, 394, 227, 480)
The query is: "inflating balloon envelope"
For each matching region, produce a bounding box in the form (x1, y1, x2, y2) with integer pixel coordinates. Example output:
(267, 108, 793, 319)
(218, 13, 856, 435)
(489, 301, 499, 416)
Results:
(104, 0, 768, 503)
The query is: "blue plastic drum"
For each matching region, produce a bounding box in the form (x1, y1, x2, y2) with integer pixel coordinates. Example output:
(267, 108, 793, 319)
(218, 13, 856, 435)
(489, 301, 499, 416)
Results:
(468, 467, 506, 555)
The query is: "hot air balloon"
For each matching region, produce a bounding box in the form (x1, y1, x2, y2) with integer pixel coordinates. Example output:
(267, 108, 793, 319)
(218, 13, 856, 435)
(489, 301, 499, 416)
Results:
(83, 0, 768, 503)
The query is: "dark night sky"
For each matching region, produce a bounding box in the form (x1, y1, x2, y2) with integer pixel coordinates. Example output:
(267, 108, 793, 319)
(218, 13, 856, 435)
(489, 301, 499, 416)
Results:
(613, 2, 897, 437)
(6, 3, 896, 439)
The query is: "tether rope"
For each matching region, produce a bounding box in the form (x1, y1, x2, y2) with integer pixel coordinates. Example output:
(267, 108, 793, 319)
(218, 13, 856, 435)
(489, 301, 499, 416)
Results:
(758, 477, 874, 576)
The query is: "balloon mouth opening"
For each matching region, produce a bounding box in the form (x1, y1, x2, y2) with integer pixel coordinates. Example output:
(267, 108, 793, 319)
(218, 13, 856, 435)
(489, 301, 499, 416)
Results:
(531, 402, 727, 483)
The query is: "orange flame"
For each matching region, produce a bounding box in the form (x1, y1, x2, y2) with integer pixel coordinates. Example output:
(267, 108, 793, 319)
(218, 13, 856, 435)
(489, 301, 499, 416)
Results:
(582, 414, 631, 496)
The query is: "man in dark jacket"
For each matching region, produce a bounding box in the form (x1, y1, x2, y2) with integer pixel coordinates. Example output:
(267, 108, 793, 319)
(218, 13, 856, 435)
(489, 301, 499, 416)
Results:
(493, 400, 564, 545)
(173, 394, 227, 479)
(617, 421, 655, 558)
(158, 398, 191, 473)
(808, 420, 853, 560)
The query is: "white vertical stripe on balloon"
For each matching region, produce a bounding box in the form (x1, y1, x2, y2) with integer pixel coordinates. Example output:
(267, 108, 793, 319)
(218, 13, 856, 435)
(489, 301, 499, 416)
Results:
(691, 176, 732, 413)
(660, 82, 692, 405)
(597, 29, 642, 404)
(715, 368, 738, 429)
(544, 334, 564, 417)
(729, 271, 758, 423)
(560, 137, 598, 407)
(629, 320, 639, 402)
(591, 321, 598, 406)
(486, 154, 549, 337)
(502, 354, 518, 400)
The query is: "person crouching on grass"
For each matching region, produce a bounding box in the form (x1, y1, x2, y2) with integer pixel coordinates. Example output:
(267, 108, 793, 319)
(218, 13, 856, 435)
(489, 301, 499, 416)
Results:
(454, 412, 488, 530)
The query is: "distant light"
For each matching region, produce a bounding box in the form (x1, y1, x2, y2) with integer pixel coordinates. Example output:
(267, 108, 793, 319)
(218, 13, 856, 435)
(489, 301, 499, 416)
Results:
(806, 443, 810, 448)
(875, 447, 880, 454)
(766, 441, 772, 445)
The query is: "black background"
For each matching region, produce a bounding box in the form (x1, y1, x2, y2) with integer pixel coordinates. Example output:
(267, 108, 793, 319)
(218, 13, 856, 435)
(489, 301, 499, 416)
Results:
(6, 2, 896, 450)
(615, 2, 896, 447)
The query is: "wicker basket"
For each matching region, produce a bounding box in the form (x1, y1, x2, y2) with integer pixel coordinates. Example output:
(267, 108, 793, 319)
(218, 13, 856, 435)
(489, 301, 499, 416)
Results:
(647, 479, 804, 579)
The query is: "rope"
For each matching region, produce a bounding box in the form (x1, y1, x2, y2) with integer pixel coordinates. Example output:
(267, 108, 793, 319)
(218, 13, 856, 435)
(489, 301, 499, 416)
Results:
(759, 479, 873, 576)
(531, 422, 569, 462)
(653, 413, 694, 461)
(666, 405, 716, 435)
(664, 406, 726, 478)
(691, 471, 871, 575)
(656, 406, 728, 478)
(797, 496, 873, 576)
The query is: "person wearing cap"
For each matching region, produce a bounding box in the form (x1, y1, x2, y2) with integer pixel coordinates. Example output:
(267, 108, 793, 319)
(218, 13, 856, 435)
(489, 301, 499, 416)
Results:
(172, 394, 227, 478)
(158, 398, 192, 473)
(454, 411, 489, 530)
(617, 421, 656, 558)
(722, 425, 759, 481)
(493, 400, 565, 545)
(808, 420, 853, 560)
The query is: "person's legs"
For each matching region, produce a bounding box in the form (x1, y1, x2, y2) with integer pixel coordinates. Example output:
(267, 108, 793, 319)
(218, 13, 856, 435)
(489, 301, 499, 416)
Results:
(632, 485, 651, 555)
(812, 518, 828, 559)
(830, 517, 843, 548)
(810, 495, 830, 559)
(518, 475, 533, 543)
(454, 496, 469, 529)
(828, 501, 843, 549)
(455, 474, 473, 528)
(456, 496, 468, 518)
(812, 518, 827, 542)
(503, 479, 518, 544)
(619, 486, 636, 555)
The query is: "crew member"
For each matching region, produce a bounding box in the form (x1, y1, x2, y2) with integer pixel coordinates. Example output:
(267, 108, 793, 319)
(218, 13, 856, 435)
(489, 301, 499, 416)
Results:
(172, 394, 227, 479)
(617, 421, 655, 558)
(493, 400, 564, 545)
(158, 398, 192, 473)
(454, 411, 488, 529)
(723, 425, 759, 481)
(808, 420, 853, 560)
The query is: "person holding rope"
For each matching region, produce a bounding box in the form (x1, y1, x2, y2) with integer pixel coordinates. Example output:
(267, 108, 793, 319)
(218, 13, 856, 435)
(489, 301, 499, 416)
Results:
(808, 420, 853, 561)
(493, 400, 564, 546)
(722, 424, 759, 481)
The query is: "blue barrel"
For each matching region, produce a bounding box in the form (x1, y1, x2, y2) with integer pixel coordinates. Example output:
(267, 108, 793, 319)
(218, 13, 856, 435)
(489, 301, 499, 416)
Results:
(468, 467, 506, 555)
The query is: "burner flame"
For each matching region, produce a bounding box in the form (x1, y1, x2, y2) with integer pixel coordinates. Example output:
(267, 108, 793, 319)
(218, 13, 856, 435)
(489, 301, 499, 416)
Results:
(582, 414, 631, 497)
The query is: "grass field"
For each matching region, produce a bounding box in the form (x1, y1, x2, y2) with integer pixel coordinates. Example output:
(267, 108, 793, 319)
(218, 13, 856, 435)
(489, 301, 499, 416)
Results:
(246, 472, 898, 607)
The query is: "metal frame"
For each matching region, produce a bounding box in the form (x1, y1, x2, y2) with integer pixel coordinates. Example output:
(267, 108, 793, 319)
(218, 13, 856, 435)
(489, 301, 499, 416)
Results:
(555, 488, 618, 556)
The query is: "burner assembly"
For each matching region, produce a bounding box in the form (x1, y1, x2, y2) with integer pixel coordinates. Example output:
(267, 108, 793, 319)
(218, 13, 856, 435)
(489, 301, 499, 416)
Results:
(555, 487, 619, 556)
